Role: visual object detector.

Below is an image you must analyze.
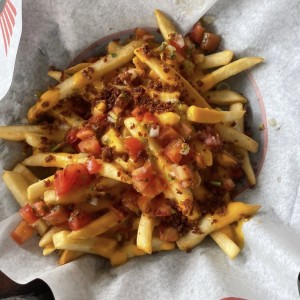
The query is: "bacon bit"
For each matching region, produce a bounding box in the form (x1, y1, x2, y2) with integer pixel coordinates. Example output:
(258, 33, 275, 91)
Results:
(45, 155, 55, 162)
(176, 189, 183, 195)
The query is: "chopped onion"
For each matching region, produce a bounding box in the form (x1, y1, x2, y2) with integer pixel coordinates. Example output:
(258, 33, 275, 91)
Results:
(107, 111, 117, 123)
(165, 98, 179, 103)
(180, 143, 190, 155)
(174, 34, 185, 48)
(149, 125, 160, 137)
(127, 69, 138, 80)
(89, 197, 98, 206)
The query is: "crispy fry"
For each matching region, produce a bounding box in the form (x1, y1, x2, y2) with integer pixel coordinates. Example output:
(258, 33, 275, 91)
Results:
(53, 230, 117, 258)
(68, 211, 120, 239)
(12, 164, 39, 184)
(197, 50, 233, 69)
(59, 250, 85, 265)
(48, 105, 84, 127)
(0, 125, 66, 142)
(2, 171, 30, 207)
(215, 124, 258, 153)
(137, 214, 154, 254)
(198, 57, 264, 93)
(230, 103, 256, 185)
(27, 175, 54, 203)
(154, 9, 176, 40)
(204, 90, 247, 105)
(210, 229, 240, 259)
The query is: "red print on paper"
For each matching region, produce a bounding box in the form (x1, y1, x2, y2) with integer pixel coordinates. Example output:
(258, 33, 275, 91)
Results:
(0, 0, 17, 56)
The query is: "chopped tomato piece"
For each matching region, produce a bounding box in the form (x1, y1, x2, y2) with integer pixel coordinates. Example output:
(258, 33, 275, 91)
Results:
(76, 128, 95, 140)
(124, 137, 145, 161)
(66, 128, 79, 145)
(143, 112, 158, 124)
(132, 162, 164, 197)
(86, 157, 101, 174)
(156, 125, 180, 147)
(68, 209, 92, 231)
(43, 205, 70, 226)
(19, 203, 39, 225)
(190, 23, 206, 44)
(131, 107, 145, 121)
(11, 220, 35, 245)
(78, 135, 101, 156)
(54, 164, 91, 196)
(169, 33, 186, 57)
(32, 201, 49, 217)
(164, 139, 183, 164)
(201, 32, 221, 52)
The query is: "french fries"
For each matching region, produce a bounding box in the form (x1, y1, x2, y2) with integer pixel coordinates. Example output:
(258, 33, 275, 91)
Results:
(198, 57, 264, 93)
(1, 10, 263, 266)
(197, 50, 234, 69)
(204, 90, 247, 105)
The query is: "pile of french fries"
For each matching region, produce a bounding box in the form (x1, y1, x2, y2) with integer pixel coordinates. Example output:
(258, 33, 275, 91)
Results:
(0, 10, 263, 266)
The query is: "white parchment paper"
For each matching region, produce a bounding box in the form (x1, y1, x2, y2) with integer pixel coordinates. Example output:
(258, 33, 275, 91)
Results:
(1, 0, 300, 299)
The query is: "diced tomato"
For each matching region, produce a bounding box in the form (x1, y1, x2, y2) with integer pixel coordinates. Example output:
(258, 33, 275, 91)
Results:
(164, 139, 183, 164)
(68, 209, 92, 231)
(86, 157, 101, 174)
(201, 32, 221, 52)
(54, 164, 91, 196)
(132, 162, 164, 197)
(190, 23, 206, 44)
(158, 225, 179, 242)
(78, 135, 101, 156)
(143, 112, 158, 124)
(32, 201, 49, 217)
(11, 220, 35, 245)
(66, 128, 79, 145)
(156, 125, 180, 147)
(124, 137, 145, 161)
(43, 205, 70, 226)
(169, 33, 186, 57)
(86, 114, 107, 130)
(131, 107, 145, 121)
(19, 203, 39, 225)
(76, 128, 95, 140)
